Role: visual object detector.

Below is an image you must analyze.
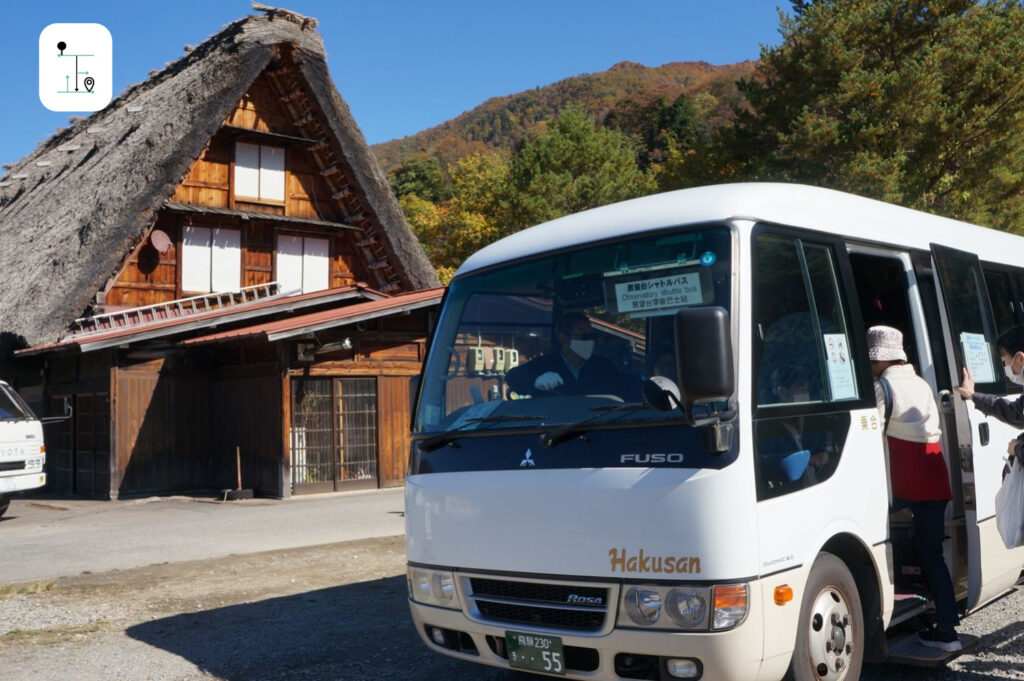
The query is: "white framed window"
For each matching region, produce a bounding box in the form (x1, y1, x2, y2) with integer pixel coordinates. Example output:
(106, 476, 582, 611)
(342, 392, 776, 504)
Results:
(276, 234, 329, 294)
(182, 225, 241, 293)
(234, 142, 285, 202)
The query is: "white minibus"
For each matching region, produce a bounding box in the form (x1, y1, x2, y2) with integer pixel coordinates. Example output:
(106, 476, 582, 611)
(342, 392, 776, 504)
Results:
(405, 183, 1024, 681)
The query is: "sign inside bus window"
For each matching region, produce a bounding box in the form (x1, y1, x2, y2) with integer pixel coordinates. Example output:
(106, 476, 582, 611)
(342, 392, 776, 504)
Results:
(609, 269, 712, 317)
(824, 334, 857, 400)
(960, 332, 996, 383)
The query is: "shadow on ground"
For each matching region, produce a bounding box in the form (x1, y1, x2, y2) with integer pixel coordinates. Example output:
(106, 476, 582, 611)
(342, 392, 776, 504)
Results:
(130, 574, 1024, 681)
(126, 575, 515, 681)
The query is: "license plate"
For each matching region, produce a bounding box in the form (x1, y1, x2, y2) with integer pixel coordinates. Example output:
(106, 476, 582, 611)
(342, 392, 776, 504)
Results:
(505, 630, 565, 676)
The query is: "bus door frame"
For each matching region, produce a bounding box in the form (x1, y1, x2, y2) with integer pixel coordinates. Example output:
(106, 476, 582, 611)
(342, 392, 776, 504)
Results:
(927, 243, 1023, 609)
(848, 244, 968, 601)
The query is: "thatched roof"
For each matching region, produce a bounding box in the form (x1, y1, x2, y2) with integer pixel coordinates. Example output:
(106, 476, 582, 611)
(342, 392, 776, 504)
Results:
(0, 8, 439, 354)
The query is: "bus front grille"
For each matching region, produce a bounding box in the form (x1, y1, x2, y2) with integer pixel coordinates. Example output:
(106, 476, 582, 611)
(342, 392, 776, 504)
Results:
(465, 576, 611, 633)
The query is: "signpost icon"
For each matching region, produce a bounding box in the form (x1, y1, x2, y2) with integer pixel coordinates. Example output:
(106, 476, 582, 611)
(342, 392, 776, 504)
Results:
(39, 24, 112, 112)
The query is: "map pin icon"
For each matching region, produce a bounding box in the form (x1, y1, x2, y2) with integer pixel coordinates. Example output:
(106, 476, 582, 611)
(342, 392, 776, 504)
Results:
(84, 77, 95, 93)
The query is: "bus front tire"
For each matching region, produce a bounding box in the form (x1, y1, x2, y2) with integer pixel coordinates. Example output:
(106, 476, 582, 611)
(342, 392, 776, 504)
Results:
(787, 552, 864, 681)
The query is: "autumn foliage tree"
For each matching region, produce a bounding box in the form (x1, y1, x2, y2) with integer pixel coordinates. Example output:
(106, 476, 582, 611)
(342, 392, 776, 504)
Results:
(399, 152, 510, 283)
(397, 107, 653, 280)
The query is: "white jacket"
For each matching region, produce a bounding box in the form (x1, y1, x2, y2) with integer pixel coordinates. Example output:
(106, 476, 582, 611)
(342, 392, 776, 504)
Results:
(874, 363, 942, 444)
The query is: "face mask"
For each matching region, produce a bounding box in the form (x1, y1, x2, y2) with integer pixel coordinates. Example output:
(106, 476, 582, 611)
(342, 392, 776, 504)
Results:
(1005, 363, 1024, 386)
(791, 391, 811, 403)
(570, 339, 595, 360)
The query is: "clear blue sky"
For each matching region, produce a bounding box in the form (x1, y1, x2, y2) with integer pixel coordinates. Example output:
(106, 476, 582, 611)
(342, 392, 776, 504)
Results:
(1, 0, 784, 168)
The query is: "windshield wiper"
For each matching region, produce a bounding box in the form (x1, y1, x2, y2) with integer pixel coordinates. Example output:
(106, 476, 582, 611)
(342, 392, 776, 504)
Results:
(539, 403, 643, 449)
(417, 414, 546, 452)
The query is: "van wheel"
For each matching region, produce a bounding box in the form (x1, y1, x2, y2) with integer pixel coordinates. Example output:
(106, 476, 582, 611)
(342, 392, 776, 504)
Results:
(787, 552, 863, 681)
(0, 495, 9, 518)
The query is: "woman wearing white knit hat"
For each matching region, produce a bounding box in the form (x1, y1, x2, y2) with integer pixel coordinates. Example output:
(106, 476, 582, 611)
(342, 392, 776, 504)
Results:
(869, 325, 961, 652)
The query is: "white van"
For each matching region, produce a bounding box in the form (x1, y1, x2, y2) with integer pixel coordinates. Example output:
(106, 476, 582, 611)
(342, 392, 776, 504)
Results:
(405, 184, 1024, 681)
(0, 380, 49, 518)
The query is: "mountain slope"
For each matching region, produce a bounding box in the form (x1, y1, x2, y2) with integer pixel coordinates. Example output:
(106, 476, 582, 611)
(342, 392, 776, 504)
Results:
(370, 60, 757, 171)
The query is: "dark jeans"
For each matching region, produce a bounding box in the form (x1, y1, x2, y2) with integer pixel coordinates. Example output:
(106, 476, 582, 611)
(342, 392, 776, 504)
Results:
(895, 499, 960, 634)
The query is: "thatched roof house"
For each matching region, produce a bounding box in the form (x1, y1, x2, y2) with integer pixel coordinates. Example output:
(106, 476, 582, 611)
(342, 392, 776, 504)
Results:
(0, 6, 438, 356)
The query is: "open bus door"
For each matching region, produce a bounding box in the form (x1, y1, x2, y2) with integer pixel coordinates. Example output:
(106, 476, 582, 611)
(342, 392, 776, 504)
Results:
(930, 243, 1024, 610)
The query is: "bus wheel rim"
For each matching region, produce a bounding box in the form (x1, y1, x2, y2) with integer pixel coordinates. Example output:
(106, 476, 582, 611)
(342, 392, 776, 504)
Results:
(805, 586, 853, 681)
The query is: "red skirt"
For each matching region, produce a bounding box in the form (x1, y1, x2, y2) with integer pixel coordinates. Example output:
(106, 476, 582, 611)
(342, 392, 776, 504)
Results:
(887, 437, 953, 502)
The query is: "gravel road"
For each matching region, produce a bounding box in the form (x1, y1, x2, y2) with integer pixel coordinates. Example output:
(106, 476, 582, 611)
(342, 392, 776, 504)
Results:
(2, 532, 1023, 681)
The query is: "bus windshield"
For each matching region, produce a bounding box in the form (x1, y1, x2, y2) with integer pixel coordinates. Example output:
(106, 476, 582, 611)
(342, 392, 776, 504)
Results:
(414, 225, 733, 443)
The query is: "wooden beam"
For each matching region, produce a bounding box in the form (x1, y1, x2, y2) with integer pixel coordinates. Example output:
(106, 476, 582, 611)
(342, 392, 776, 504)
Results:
(279, 343, 292, 498)
(109, 281, 178, 291)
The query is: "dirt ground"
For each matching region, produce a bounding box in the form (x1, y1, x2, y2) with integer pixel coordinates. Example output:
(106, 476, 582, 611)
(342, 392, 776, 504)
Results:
(3, 533, 1023, 681)
(0, 535, 516, 681)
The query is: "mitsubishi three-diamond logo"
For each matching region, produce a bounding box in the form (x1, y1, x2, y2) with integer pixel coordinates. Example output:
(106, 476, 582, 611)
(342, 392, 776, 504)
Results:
(520, 449, 535, 467)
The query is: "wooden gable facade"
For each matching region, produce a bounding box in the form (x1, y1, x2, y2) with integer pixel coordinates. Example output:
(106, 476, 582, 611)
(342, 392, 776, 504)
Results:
(2, 11, 440, 500)
(107, 71, 379, 311)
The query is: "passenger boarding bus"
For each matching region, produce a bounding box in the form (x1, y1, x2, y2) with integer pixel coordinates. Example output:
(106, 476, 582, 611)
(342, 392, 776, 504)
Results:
(405, 183, 1024, 681)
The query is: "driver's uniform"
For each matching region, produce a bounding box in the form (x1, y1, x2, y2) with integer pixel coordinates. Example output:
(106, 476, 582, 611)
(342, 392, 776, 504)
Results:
(506, 351, 639, 401)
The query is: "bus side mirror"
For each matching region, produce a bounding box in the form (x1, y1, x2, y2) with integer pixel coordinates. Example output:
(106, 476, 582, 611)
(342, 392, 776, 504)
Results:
(674, 306, 734, 407)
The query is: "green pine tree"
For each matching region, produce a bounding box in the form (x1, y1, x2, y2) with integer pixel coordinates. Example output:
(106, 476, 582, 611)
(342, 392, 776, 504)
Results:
(729, 0, 1024, 230)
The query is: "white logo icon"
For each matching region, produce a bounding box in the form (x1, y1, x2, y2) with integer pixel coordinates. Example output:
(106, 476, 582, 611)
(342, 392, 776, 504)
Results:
(39, 24, 113, 112)
(520, 449, 535, 467)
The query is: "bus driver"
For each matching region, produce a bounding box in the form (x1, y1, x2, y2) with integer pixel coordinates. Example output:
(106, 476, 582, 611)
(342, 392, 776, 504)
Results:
(506, 312, 640, 401)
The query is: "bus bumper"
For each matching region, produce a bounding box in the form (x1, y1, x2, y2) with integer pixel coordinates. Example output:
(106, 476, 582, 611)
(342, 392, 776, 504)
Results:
(0, 472, 46, 494)
(408, 597, 768, 681)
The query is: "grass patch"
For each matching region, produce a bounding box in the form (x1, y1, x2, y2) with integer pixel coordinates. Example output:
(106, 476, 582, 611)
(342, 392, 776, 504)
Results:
(0, 581, 56, 599)
(0, 620, 112, 648)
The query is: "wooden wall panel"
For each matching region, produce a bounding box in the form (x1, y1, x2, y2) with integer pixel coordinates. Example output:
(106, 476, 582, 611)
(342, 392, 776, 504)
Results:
(336, 232, 370, 286)
(105, 214, 179, 308)
(243, 223, 274, 288)
(288, 171, 318, 218)
(74, 392, 111, 498)
(211, 374, 282, 496)
(115, 363, 212, 496)
(330, 233, 356, 288)
(378, 376, 412, 487)
(172, 136, 231, 208)
(235, 199, 284, 215)
(224, 75, 294, 133)
(360, 342, 421, 362)
(44, 394, 75, 494)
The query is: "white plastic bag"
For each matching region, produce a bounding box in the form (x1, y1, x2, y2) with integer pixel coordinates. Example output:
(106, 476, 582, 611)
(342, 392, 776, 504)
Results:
(995, 458, 1024, 549)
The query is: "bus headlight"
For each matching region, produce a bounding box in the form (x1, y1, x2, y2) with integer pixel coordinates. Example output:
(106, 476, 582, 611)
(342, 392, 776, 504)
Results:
(623, 587, 663, 626)
(712, 584, 749, 630)
(617, 584, 738, 631)
(407, 567, 459, 610)
(666, 588, 708, 628)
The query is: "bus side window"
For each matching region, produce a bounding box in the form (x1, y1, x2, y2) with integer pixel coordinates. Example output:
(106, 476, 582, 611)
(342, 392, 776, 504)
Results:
(1014, 269, 1024, 327)
(752, 234, 859, 406)
(752, 231, 858, 501)
(984, 265, 1023, 395)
